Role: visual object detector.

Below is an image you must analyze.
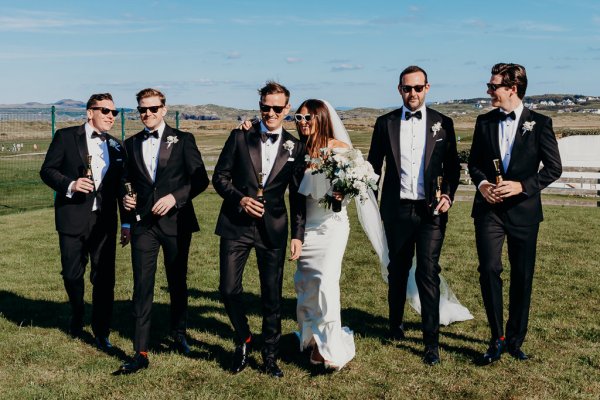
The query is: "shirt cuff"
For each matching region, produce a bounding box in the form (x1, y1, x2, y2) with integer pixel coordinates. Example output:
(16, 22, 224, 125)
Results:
(121, 223, 130, 229)
(440, 194, 452, 206)
(477, 179, 490, 190)
(66, 181, 75, 198)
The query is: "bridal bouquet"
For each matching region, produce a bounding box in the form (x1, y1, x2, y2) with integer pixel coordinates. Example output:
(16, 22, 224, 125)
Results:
(306, 148, 379, 211)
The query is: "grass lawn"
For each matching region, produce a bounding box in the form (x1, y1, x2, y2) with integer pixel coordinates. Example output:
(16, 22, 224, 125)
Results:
(0, 193, 599, 399)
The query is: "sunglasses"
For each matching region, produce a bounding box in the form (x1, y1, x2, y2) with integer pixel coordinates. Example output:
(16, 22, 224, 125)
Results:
(400, 84, 426, 93)
(137, 105, 164, 114)
(259, 103, 286, 114)
(90, 107, 119, 117)
(294, 113, 313, 122)
(486, 83, 511, 91)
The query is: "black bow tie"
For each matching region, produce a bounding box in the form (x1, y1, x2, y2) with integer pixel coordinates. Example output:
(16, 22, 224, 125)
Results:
(143, 130, 159, 140)
(260, 132, 279, 143)
(499, 111, 516, 121)
(91, 131, 107, 141)
(404, 110, 422, 120)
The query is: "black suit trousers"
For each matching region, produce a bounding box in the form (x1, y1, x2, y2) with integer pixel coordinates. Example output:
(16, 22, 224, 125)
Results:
(219, 222, 286, 360)
(475, 211, 539, 349)
(131, 225, 192, 352)
(383, 201, 445, 346)
(58, 211, 116, 337)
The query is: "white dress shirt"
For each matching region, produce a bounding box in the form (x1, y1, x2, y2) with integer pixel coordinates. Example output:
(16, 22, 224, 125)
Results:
(142, 121, 166, 182)
(498, 102, 524, 172)
(259, 121, 282, 186)
(399, 105, 427, 200)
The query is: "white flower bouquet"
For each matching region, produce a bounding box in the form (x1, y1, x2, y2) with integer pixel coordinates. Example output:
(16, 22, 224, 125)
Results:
(306, 147, 379, 211)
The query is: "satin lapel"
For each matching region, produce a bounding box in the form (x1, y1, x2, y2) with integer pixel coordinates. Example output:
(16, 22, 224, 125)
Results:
(246, 124, 262, 181)
(506, 107, 530, 175)
(265, 130, 291, 186)
(424, 110, 437, 170)
(133, 132, 153, 183)
(155, 125, 174, 182)
(488, 110, 502, 161)
(97, 137, 115, 191)
(387, 114, 402, 178)
(76, 125, 88, 167)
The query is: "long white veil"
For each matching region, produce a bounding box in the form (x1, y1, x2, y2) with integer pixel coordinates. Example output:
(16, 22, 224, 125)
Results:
(322, 100, 473, 326)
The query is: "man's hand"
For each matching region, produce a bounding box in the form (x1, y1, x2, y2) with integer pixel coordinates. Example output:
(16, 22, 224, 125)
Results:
(434, 195, 452, 214)
(493, 180, 524, 199)
(120, 227, 131, 247)
(479, 181, 503, 204)
(123, 194, 137, 211)
(240, 196, 264, 218)
(237, 120, 253, 131)
(289, 239, 302, 261)
(152, 194, 176, 216)
(72, 177, 94, 194)
(332, 191, 344, 201)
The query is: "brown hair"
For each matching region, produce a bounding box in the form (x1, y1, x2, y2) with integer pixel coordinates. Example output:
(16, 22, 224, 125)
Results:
(399, 65, 428, 84)
(258, 81, 290, 104)
(86, 93, 113, 109)
(136, 88, 166, 105)
(296, 99, 334, 159)
(491, 63, 528, 99)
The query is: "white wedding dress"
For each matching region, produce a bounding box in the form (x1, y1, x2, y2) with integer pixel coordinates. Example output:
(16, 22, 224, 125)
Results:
(295, 169, 355, 370)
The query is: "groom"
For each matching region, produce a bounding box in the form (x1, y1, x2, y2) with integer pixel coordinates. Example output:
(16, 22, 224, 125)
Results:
(213, 81, 306, 378)
(468, 63, 561, 363)
(368, 66, 460, 365)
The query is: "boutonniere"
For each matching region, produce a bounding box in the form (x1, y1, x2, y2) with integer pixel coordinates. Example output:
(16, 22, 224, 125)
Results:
(283, 140, 294, 155)
(521, 121, 536, 136)
(108, 138, 121, 151)
(431, 122, 442, 138)
(166, 135, 179, 148)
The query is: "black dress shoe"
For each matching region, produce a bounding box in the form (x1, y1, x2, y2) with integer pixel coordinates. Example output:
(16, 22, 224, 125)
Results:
(230, 342, 252, 374)
(423, 346, 441, 366)
(173, 334, 191, 355)
(117, 353, 149, 375)
(483, 338, 506, 364)
(94, 336, 113, 351)
(263, 358, 284, 378)
(508, 347, 529, 361)
(390, 324, 406, 341)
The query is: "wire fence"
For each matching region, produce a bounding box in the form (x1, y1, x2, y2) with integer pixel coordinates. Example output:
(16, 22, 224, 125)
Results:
(0, 108, 180, 215)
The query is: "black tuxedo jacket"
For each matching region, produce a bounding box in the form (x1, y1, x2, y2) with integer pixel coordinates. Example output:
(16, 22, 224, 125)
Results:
(468, 107, 562, 226)
(367, 107, 460, 220)
(212, 123, 306, 248)
(123, 124, 209, 236)
(40, 124, 125, 235)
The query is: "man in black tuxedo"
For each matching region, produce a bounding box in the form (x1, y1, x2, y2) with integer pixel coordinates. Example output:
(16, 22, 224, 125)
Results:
(40, 93, 126, 350)
(468, 63, 562, 363)
(117, 88, 209, 374)
(213, 81, 306, 378)
(368, 66, 460, 365)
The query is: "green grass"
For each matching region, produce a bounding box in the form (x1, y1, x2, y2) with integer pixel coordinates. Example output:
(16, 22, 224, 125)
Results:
(1, 194, 599, 399)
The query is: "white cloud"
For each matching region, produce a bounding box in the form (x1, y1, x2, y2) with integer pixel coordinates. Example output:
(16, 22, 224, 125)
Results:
(226, 51, 241, 60)
(332, 64, 364, 72)
(285, 57, 302, 64)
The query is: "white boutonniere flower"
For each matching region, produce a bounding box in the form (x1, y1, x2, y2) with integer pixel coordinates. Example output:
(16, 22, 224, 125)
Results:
(283, 140, 294, 155)
(108, 138, 121, 151)
(522, 121, 536, 136)
(431, 122, 442, 138)
(166, 135, 179, 148)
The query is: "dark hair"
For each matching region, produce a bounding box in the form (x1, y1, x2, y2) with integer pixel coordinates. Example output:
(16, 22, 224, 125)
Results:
(491, 63, 528, 99)
(86, 93, 113, 109)
(258, 81, 290, 104)
(295, 99, 334, 159)
(399, 65, 428, 84)
(136, 88, 166, 105)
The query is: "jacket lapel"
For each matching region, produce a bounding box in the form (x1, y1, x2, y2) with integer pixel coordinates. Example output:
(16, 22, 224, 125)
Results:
(488, 109, 502, 163)
(133, 132, 154, 183)
(506, 107, 531, 175)
(266, 130, 292, 186)
(76, 124, 88, 167)
(424, 109, 438, 170)
(387, 112, 402, 179)
(155, 124, 175, 182)
(246, 123, 262, 183)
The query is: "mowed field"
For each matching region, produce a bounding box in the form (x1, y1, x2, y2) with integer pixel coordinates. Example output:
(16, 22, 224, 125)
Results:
(1, 117, 599, 399)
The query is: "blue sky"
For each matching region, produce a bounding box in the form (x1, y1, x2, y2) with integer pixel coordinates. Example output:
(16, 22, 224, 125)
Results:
(1, 0, 599, 108)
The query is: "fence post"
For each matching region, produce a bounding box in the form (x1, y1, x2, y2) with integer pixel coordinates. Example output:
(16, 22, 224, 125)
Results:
(176, 111, 180, 129)
(120, 108, 125, 141)
(51, 105, 56, 138)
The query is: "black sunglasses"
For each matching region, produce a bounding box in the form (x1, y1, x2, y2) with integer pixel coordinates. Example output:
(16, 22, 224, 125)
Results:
(90, 107, 119, 117)
(294, 113, 313, 122)
(259, 103, 286, 114)
(137, 105, 164, 114)
(486, 83, 511, 91)
(400, 84, 426, 93)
